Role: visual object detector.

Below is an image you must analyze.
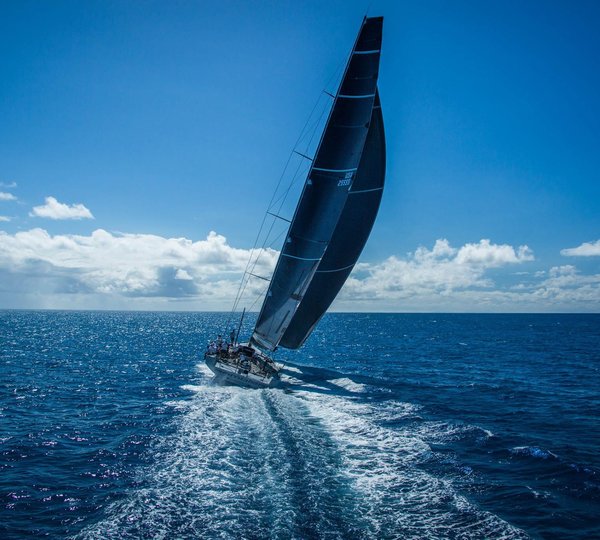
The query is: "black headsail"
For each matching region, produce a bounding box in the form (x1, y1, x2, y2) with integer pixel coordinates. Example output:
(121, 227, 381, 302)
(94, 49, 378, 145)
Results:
(279, 90, 385, 348)
(250, 16, 383, 352)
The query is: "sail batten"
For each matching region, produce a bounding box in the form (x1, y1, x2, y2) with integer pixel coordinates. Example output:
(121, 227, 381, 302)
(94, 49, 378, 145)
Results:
(250, 17, 384, 352)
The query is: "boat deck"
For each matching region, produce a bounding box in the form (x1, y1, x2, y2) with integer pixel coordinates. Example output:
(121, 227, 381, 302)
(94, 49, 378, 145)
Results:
(204, 345, 280, 388)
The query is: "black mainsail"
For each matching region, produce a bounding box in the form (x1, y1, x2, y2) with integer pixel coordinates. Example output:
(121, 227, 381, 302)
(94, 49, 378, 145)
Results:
(250, 16, 384, 352)
(279, 90, 385, 348)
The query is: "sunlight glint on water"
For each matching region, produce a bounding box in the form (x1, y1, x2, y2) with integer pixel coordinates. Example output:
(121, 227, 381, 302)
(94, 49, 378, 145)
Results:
(1, 311, 598, 539)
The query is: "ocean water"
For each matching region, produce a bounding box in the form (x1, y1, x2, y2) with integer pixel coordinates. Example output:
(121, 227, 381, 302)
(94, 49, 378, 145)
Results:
(1, 311, 599, 539)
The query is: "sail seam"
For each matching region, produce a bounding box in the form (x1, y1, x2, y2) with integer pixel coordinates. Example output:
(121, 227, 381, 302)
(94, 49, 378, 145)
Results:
(316, 263, 356, 273)
(338, 93, 376, 99)
(281, 253, 321, 261)
(353, 49, 380, 55)
(349, 187, 384, 194)
(313, 167, 358, 173)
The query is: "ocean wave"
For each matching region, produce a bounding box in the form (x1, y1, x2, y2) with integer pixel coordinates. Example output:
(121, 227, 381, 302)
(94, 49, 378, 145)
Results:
(77, 387, 295, 539)
(328, 377, 367, 393)
(414, 420, 495, 444)
(195, 363, 214, 378)
(75, 386, 527, 540)
(510, 446, 558, 460)
(295, 390, 527, 539)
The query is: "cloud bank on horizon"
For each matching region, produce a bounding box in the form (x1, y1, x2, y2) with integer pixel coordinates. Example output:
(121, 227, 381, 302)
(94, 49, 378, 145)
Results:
(1, 226, 599, 312)
(2, 2, 599, 313)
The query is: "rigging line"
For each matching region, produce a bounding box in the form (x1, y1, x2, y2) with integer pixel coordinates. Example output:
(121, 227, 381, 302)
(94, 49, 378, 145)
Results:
(295, 97, 331, 157)
(233, 181, 299, 323)
(319, 44, 350, 102)
(267, 94, 328, 217)
(246, 225, 286, 292)
(249, 223, 286, 285)
(239, 216, 280, 292)
(300, 96, 331, 156)
(241, 102, 325, 312)
(293, 150, 313, 162)
(228, 85, 334, 325)
(286, 96, 329, 171)
(242, 221, 287, 311)
(248, 283, 270, 312)
(248, 272, 270, 282)
(269, 226, 287, 246)
(248, 36, 359, 339)
(237, 89, 323, 251)
(230, 148, 300, 314)
(229, 35, 351, 331)
(267, 211, 291, 223)
(257, 164, 304, 261)
(266, 95, 329, 212)
(237, 199, 292, 319)
(296, 95, 328, 145)
(267, 160, 309, 214)
(242, 165, 308, 312)
(239, 99, 324, 307)
(249, 35, 353, 279)
(268, 34, 354, 232)
(243, 216, 285, 298)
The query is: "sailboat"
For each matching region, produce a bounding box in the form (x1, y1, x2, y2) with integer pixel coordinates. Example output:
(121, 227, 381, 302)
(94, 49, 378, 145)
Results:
(205, 16, 385, 388)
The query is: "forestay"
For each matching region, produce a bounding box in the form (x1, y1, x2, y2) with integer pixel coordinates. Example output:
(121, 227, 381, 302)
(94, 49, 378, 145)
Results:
(251, 17, 384, 351)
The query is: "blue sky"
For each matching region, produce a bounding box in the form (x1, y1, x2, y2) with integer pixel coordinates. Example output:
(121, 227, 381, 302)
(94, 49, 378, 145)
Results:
(1, 0, 599, 311)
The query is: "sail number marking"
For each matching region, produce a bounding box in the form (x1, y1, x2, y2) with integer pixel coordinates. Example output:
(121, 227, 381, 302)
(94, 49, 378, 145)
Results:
(337, 172, 353, 187)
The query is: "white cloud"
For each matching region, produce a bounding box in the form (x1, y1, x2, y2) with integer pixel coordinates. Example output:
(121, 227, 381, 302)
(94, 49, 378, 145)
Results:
(455, 239, 533, 266)
(0, 230, 598, 312)
(30, 196, 94, 220)
(175, 268, 193, 280)
(529, 265, 600, 305)
(549, 265, 577, 277)
(341, 239, 534, 302)
(0, 181, 17, 189)
(0, 228, 277, 308)
(332, 242, 600, 312)
(561, 240, 600, 257)
(0, 216, 10, 222)
(0, 192, 17, 201)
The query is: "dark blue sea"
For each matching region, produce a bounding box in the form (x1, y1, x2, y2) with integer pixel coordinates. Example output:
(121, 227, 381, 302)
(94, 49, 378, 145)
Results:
(1, 311, 599, 539)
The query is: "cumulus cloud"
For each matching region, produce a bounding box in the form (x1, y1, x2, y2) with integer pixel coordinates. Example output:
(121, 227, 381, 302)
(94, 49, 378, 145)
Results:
(561, 240, 600, 257)
(341, 239, 534, 302)
(455, 239, 533, 266)
(0, 191, 17, 201)
(1, 230, 598, 311)
(0, 228, 277, 306)
(528, 265, 600, 306)
(0, 216, 10, 222)
(332, 241, 600, 312)
(30, 196, 94, 220)
(0, 181, 17, 188)
(175, 268, 194, 280)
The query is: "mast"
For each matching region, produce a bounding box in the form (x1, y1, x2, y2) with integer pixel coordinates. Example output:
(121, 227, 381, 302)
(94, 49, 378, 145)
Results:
(250, 17, 384, 351)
